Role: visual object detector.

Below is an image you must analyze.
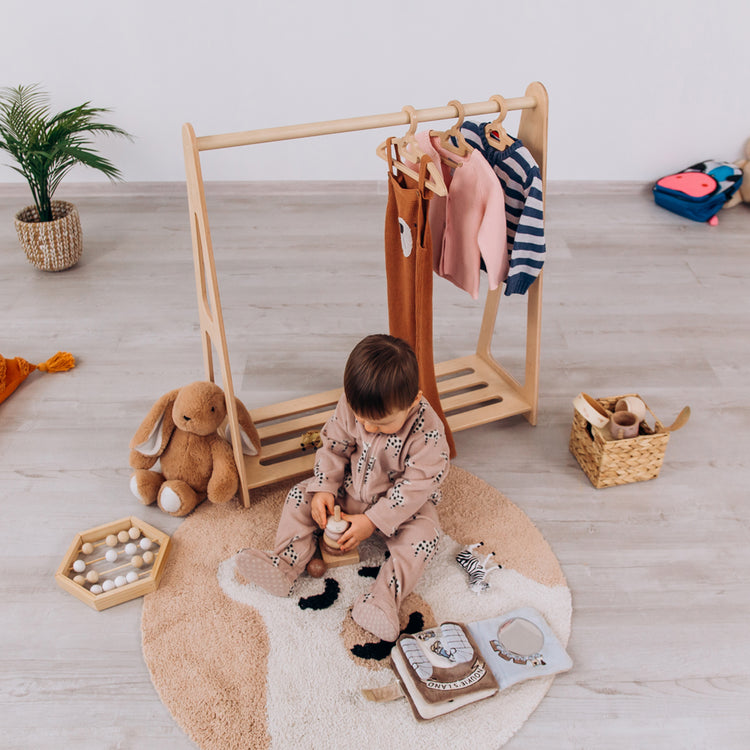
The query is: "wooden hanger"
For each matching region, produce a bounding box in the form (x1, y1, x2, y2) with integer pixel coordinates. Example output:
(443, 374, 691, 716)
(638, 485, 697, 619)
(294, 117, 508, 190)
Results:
(376, 105, 448, 196)
(430, 100, 473, 169)
(484, 95, 515, 150)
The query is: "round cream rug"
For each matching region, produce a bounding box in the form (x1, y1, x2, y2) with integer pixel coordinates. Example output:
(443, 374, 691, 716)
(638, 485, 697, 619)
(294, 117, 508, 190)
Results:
(141, 466, 571, 749)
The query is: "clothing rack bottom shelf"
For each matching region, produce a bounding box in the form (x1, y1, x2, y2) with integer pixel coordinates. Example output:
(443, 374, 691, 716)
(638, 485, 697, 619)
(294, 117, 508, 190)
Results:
(241, 353, 534, 493)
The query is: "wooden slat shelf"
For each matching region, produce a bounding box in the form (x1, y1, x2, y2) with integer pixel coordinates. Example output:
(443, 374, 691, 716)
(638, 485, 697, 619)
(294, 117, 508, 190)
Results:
(241, 352, 534, 493)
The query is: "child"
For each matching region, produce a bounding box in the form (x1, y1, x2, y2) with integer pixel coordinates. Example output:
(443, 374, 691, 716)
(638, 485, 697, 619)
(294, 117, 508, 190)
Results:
(236, 334, 450, 641)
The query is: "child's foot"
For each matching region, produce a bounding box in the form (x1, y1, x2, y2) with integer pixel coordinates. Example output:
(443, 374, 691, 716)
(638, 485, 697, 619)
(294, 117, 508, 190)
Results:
(235, 549, 296, 596)
(351, 593, 400, 642)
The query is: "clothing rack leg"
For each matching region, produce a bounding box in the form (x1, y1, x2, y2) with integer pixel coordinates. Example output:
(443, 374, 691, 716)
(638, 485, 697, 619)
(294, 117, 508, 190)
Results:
(523, 271, 543, 425)
(183, 123, 251, 507)
(472, 82, 547, 426)
(515, 82, 548, 425)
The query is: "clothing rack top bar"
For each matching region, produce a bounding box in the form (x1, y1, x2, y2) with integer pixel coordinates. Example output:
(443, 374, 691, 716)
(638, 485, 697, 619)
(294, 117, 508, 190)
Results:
(195, 95, 538, 151)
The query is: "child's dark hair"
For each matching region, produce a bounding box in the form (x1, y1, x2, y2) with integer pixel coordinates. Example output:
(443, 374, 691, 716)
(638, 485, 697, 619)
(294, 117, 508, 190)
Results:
(344, 334, 419, 420)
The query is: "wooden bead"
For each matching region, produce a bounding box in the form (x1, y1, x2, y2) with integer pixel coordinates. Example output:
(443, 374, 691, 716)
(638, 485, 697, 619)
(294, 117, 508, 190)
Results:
(142, 550, 155, 565)
(81, 542, 94, 555)
(117, 530, 130, 543)
(73, 574, 86, 585)
(131, 555, 144, 568)
(105, 534, 118, 547)
(86, 570, 99, 584)
(128, 526, 140, 540)
(306, 558, 327, 578)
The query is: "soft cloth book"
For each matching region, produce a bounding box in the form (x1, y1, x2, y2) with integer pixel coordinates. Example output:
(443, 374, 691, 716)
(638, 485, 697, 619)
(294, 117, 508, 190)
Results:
(364, 607, 571, 721)
(467, 606, 573, 691)
(390, 621, 499, 721)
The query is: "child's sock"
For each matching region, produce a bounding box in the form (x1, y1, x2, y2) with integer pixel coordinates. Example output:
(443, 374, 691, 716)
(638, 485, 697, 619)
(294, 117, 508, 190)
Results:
(235, 549, 297, 597)
(351, 591, 400, 642)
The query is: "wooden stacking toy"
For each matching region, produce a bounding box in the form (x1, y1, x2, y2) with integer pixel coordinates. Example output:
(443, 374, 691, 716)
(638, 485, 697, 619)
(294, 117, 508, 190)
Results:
(320, 505, 359, 568)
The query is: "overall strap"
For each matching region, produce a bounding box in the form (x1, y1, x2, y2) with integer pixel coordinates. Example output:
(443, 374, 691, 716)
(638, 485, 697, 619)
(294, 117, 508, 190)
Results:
(417, 151, 430, 192)
(385, 137, 395, 173)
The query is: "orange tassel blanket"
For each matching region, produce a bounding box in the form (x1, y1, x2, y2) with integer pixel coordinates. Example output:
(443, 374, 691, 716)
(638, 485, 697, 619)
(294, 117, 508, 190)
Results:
(0, 351, 76, 404)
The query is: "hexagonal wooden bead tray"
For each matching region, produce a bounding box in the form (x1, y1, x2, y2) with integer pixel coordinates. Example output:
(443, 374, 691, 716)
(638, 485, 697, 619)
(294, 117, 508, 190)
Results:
(55, 516, 171, 611)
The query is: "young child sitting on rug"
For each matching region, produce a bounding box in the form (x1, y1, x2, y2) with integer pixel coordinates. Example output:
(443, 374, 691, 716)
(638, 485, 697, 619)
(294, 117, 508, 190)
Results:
(236, 333, 450, 642)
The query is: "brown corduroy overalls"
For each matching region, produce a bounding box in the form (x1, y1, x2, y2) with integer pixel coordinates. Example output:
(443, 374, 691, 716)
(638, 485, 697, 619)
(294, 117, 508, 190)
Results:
(383, 141, 456, 457)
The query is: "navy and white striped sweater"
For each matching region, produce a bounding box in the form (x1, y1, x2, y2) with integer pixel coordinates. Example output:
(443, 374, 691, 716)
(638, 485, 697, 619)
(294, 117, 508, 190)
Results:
(460, 121, 546, 296)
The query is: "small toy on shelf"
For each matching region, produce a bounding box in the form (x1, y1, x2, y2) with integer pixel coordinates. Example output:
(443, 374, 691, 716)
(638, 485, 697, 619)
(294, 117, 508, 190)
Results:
(129, 381, 261, 516)
(55, 516, 171, 611)
(300, 430, 322, 451)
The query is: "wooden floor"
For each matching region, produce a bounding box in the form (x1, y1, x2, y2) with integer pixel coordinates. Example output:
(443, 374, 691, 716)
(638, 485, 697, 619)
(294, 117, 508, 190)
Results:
(1, 181, 748, 749)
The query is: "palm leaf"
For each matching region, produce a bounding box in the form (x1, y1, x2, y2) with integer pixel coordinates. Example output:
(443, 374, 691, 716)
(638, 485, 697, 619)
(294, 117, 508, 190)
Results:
(0, 84, 132, 221)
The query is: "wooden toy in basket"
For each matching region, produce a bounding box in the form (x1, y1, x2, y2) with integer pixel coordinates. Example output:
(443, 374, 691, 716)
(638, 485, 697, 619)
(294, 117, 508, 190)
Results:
(55, 516, 171, 611)
(569, 393, 690, 488)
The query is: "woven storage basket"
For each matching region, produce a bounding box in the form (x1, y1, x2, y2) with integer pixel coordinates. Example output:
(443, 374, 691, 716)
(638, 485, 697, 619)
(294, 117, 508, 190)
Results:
(569, 394, 669, 488)
(15, 200, 82, 272)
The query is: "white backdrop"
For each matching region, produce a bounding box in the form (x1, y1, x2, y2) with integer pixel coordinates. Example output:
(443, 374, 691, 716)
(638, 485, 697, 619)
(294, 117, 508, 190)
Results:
(1, 0, 748, 183)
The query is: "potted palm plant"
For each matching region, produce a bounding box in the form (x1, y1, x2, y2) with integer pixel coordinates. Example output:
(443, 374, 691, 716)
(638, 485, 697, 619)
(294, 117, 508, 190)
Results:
(0, 84, 132, 271)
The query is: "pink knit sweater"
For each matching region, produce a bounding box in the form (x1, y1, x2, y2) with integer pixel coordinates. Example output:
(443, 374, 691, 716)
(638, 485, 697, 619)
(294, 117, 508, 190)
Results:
(416, 131, 508, 299)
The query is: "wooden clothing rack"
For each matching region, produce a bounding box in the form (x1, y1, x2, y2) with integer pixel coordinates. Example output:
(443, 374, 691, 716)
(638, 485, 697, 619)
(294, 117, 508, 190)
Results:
(182, 81, 548, 507)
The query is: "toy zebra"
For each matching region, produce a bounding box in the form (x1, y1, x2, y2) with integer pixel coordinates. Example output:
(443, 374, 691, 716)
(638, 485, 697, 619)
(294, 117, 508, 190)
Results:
(455, 542, 501, 593)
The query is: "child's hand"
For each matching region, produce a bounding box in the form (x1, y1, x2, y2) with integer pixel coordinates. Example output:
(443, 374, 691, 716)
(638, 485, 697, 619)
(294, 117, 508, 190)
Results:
(337, 513, 376, 552)
(311, 492, 335, 528)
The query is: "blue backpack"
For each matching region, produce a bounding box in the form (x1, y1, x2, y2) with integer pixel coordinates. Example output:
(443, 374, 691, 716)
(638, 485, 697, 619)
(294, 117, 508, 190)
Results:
(653, 159, 743, 222)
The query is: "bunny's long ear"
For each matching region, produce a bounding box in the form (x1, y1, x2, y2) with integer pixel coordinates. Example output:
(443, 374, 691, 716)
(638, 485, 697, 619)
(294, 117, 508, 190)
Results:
(130, 389, 180, 458)
(225, 397, 261, 457)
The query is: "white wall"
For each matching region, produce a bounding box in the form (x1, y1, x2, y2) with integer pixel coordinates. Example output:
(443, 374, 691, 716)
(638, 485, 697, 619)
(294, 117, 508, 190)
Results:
(2, 0, 748, 184)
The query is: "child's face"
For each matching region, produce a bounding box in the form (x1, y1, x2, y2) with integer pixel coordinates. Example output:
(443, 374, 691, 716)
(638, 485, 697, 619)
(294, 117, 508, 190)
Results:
(354, 392, 421, 435)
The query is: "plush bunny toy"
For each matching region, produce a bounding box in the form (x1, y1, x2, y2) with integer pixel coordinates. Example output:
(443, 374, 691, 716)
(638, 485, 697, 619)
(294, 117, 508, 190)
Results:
(129, 381, 261, 516)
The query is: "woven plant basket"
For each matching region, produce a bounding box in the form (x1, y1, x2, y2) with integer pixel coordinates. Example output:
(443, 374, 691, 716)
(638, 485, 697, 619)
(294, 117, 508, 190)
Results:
(15, 200, 83, 272)
(569, 394, 670, 488)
